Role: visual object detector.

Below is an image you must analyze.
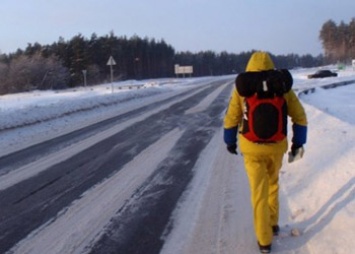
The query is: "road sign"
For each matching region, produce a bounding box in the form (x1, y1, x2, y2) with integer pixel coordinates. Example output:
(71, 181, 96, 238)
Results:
(107, 56, 116, 93)
(107, 56, 116, 66)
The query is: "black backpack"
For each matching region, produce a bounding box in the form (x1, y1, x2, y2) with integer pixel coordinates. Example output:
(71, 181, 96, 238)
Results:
(235, 69, 293, 143)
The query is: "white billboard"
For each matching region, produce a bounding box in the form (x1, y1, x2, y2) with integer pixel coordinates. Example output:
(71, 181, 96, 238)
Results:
(175, 64, 193, 75)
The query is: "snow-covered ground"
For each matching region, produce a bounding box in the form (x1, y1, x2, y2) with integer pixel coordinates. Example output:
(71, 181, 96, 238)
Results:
(0, 77, 213, 156)
(1, 66, 355, 253)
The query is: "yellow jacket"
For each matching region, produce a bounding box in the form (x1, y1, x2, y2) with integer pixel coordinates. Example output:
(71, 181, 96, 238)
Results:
(223, 52, 307, 155)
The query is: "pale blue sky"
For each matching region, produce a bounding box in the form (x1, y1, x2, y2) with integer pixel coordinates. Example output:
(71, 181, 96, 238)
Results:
(1, 0, 355, 56)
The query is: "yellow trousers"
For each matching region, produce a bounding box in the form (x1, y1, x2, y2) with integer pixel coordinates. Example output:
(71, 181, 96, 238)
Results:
(243, 153, 283, 245)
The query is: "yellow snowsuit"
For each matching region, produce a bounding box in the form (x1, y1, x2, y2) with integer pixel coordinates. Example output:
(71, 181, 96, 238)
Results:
(223, 52, 307, 246)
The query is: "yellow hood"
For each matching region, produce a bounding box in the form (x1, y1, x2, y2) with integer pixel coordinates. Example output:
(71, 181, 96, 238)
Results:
(245, 51, 275, 72)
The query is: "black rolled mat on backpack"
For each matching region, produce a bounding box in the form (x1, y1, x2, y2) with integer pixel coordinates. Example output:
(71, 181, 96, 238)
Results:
(235, 69, 293, 97)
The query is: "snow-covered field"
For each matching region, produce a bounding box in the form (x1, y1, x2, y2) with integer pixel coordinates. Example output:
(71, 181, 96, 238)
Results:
(1, 66, 355, 253)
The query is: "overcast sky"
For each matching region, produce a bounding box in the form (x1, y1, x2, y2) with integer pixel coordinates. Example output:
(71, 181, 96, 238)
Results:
(1, 0, 355, 56)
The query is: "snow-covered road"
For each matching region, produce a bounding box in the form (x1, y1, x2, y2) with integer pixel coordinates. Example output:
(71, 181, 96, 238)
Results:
(1, 77, 238, 253)
(1, 69, 355, 254)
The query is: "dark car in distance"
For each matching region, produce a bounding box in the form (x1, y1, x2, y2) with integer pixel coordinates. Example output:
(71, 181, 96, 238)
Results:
(307, 70, 338, 79)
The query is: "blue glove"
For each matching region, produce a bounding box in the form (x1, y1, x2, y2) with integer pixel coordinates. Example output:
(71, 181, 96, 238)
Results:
(224, 127, 238, 155)
(292, 124, 307, 147)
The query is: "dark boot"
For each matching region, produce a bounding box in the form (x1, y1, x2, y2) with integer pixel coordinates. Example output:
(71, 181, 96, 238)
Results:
(258, 242, 272, 253)
(272, 225, 280, 236)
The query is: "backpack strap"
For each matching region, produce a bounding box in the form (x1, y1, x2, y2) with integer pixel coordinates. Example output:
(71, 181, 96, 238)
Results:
(235, 69, 293, 98)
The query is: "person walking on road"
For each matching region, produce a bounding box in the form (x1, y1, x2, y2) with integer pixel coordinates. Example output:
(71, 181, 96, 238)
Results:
(223, 51, 307, 253)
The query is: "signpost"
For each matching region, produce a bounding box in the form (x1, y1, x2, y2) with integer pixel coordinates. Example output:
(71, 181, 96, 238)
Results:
(82, 70, 87, 87)
(107, 56, 117, 93)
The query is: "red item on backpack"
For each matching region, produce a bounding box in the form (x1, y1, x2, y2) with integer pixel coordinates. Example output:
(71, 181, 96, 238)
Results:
(242, 93, 287, 143)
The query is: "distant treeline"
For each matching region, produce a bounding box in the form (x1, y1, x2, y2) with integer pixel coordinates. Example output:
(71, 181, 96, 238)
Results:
(0, 31, 325, 94)
(319, 18, 355, 63)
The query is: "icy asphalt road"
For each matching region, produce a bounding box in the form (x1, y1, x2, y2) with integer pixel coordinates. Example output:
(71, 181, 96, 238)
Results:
(0, 78, 234, 253)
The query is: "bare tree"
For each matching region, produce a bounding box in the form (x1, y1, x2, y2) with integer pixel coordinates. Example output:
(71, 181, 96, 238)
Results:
(319, 20, 338, 62)
(319, 18, 355, 63)
(5, 52, 69, 93)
